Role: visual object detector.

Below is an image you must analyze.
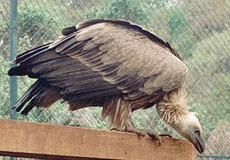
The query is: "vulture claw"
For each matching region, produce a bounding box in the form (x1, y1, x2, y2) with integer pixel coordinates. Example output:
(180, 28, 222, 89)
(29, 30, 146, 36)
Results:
(110, 127, 161, 145)
(110, 128, 121, 131)
(125, 127, 160, 143)
(159, 133, 172, 137)
(123, 117, 161, 145)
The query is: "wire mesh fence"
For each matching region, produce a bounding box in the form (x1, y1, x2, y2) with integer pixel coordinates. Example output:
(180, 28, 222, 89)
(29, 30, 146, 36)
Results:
(0, 0, 230, 159)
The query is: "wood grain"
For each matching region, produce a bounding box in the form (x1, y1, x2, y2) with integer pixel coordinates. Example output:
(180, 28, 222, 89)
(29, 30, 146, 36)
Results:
(0, 119, 196, 160)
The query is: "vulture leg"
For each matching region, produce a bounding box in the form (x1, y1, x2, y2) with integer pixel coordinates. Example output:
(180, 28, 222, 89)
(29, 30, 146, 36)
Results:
(103, 97, 160, 144)
(125, 117, 161, 144)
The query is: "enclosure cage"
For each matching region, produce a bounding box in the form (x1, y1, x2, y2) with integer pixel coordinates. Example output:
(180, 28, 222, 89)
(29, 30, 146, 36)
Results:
(0, 0, 230, 159)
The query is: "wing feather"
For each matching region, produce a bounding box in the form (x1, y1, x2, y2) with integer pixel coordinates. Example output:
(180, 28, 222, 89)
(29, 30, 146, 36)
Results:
(53, 19, 187, 107)
(12, 19, 188, 110)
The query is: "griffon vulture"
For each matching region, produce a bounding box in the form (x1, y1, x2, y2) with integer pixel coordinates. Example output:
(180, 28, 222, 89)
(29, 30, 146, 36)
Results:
(8, 19, 205, 153)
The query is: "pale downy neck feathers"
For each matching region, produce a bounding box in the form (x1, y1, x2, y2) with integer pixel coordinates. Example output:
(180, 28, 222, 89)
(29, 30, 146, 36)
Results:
(156, 87, 192, 125)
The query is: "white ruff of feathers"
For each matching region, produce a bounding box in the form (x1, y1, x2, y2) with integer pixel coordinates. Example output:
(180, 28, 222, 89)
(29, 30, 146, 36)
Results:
(156, 87, 191, 125)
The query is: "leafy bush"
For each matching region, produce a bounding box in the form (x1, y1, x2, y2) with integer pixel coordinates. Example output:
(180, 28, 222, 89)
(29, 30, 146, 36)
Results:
(18, 4, 57, 45)
(86, 0, 150, 25)
(179, 0, 230, 40)
(185, 29, 230, 137)
(0, 33, 35, 119)
(0, 55, 10, 118)
(167, 9, 195, 58)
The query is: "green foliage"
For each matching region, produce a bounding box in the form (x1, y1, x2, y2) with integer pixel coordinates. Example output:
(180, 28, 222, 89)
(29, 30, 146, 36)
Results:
(0, 6, 10, 58)
(185, 29, 230, 137)
(168, 10, 187, 37)
(147, 0, 170, 8)
(18, 4, 57, 45)
(18, 34, 33, 53)
(178, 0, 230, 41)
(167, 9, 194, 58)
(86, 0, 150, 25)
(0, 31, 37, 119)
(0, 55, 10, 119)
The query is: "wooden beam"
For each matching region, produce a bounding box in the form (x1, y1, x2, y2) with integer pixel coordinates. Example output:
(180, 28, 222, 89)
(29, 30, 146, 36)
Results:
(0, 119, 196, 160)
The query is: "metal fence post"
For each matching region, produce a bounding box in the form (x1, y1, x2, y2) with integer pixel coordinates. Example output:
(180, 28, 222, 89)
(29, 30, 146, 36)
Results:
(9, 0, 18, 119)
(9, 1, 18, 159)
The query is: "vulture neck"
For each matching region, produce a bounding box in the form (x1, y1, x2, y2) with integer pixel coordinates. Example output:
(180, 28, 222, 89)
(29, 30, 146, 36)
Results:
(156, 87, 190, 125)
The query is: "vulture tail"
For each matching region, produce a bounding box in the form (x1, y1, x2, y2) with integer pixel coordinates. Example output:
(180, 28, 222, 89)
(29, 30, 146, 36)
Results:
(13, 79, 62, 115)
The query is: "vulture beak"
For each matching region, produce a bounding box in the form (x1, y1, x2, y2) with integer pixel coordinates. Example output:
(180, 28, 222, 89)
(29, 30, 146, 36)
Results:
(187, 130, 205, 154)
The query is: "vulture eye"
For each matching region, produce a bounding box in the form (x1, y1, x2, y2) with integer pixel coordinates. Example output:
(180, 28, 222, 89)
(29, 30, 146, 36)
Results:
(195, 129, 200, 136)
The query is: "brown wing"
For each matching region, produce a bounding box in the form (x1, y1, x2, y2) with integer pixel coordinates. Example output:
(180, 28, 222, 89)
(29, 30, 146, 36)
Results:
(11, 19, 188, 111)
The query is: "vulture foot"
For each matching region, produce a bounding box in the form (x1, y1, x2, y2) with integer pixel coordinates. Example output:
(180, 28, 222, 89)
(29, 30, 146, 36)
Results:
(125, 118, 161, 145)
(110, 127, 160, 141)
(159, 133, 172, 137)
(109, 118, 161, 145)
(126, 127, 160, 140)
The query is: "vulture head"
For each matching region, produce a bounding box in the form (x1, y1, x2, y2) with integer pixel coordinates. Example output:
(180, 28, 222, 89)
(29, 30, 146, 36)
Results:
(156, 88, 205, 153)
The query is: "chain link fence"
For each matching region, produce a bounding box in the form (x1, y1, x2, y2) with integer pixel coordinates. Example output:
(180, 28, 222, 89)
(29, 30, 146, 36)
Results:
(0, 0, 230, 159)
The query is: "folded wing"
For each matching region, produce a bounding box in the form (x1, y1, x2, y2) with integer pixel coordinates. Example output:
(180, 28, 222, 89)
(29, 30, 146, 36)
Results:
(9, 19, 188, 113)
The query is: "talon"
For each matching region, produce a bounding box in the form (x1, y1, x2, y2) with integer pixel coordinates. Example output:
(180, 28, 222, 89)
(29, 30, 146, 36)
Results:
(124, 118, 160, 142)
(110, 128, 120, 131)
(157, 138, 162, 146)
(144, 133, 150, 140)
(159, 133, 172, 137)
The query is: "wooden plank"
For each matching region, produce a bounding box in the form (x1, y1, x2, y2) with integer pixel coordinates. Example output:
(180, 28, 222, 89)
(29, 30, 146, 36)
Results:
(0, 119, 197, 160)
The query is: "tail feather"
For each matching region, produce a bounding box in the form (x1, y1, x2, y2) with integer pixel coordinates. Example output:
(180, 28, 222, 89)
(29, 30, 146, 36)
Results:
(13, 79, 62, 115)
(20, 101, 35, 115)
(13, 79, 46, 114)
(9, 42, 64, 116)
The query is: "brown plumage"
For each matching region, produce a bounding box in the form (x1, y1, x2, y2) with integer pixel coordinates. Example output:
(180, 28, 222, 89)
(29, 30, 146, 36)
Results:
(8, 19, 204, 153)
